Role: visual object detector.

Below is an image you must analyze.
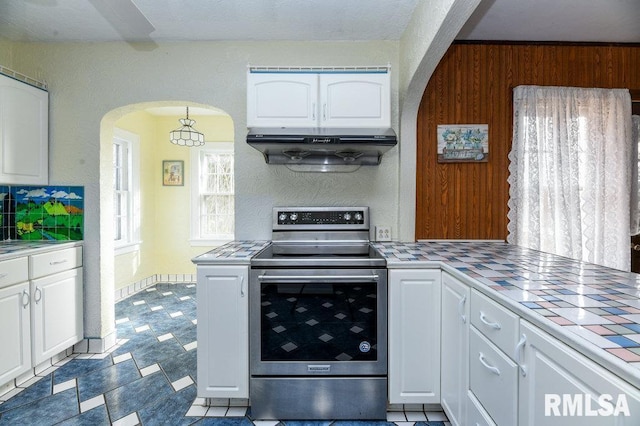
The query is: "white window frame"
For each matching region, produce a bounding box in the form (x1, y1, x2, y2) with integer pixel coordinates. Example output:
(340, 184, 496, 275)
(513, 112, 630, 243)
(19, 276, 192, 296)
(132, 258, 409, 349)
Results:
(190, 142, 235, 245)
(113, 128, 141, 255)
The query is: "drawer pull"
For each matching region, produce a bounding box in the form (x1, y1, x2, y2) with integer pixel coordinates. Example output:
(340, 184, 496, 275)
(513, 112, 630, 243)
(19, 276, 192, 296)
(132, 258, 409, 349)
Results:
(22, 290, 30, 308)
(515, 333, 528, 377)
(240, 276, 245, 297)
(50, 259, 69, 266)
(479, 311, 502, 330)
(478, 352, 501, 376)
(458, 294, 467, 323)
(34, 286, 42, 304)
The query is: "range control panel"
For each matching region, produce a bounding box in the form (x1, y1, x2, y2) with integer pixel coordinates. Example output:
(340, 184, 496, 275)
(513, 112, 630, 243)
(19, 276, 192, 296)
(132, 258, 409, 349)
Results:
(274, 207, 368, 228)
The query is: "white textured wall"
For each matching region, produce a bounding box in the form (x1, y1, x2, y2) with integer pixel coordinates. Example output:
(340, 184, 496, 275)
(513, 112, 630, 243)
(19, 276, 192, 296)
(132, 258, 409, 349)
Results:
(0, 2, 482, 341)
(6, 40, 399, 339)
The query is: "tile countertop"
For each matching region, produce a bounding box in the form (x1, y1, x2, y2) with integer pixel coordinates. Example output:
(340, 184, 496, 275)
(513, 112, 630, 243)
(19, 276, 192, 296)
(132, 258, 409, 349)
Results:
(192, 240, 270, 265)
(192, 239, 640, 388)
(0, 240, 83, 261)
(373, 240, 640, 389)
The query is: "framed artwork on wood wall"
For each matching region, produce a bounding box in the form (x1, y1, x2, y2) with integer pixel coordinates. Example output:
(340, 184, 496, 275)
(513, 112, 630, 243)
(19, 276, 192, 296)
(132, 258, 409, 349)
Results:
(437, 124, 489, 163)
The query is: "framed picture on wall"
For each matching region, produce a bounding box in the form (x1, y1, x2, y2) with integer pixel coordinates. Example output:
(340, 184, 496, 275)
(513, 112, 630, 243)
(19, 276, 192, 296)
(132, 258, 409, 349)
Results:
(162, 160, 184, 186)
(437, 124, 489, 163)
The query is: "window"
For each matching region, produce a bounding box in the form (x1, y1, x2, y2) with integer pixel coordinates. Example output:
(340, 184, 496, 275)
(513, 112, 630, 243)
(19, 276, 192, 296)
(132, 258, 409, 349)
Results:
(191, 142, 234, 243)
(113, 128, 140, 253)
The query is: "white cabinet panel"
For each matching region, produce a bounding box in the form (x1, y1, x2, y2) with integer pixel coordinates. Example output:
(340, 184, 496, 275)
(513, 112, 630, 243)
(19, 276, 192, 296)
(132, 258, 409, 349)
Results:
(0, 74, 48, 185)
(247, 73, 318, 127)
(196, 265, 249, 398)
(31, 268, 83, 365)
(0, 282, 31, 384)
(469, 326, 519, 426)
(247, 71, 390, 128)
(319, 73, 390, 128)
(388, 269, 441, 404)
(467, 390, 497, 426)
(518, 320, 640, 426)
(0, 256, 29, 289)
(30, 246, 83, 279)
(441, 272, 470, 426)
(471, 288, 520, 357)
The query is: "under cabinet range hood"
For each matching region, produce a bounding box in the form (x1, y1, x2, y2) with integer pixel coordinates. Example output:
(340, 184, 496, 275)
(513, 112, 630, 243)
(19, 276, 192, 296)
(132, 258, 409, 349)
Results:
(247, 127, 397, 169)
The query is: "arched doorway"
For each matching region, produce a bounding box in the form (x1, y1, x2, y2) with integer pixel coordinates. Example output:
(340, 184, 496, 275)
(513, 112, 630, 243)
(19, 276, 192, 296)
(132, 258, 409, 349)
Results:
(97, 101, 233, 350)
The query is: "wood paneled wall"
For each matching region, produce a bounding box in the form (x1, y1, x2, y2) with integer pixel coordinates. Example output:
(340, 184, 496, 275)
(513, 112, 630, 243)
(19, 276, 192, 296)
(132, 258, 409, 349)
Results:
(416, 42, 640, 240)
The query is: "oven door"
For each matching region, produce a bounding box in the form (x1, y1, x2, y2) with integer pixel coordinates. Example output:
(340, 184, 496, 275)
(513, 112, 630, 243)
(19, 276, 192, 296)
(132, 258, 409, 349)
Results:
(249, 267, 387, 376)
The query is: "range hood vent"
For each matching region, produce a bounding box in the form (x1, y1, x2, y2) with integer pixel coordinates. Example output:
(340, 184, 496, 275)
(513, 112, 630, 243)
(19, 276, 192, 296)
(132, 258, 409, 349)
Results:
(247, 127, 397, 171)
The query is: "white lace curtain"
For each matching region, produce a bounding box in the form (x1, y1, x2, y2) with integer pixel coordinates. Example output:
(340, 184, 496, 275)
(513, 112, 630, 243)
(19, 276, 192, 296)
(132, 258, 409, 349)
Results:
(507, 85, 633, 271)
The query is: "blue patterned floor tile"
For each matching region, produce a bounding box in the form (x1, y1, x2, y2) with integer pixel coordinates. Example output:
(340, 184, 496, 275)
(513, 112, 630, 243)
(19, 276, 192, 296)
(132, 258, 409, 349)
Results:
(130, 337, 187, 369)
(0, 374, 52, 413)
(55, 404, 110, 425)
(105, 371, 173, 422)
(158, 349, 197, 383)
(137, 384, 197, 425)
(0, 387, 78, 425)
(53, 356, 114, 384)
(77, 358, 140, 402)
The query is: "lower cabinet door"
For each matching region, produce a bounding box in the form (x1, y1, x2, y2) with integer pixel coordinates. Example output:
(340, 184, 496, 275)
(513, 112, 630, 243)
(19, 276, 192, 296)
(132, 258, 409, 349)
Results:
(0, 282, 31, 384)
(388, 269, 441, 404)
(31, 268, 83, 365)
(518, 320, 640, 426)
(196, 265, 249, 398)
(469, 326, 518, 426)
(440, 272, 469, 426)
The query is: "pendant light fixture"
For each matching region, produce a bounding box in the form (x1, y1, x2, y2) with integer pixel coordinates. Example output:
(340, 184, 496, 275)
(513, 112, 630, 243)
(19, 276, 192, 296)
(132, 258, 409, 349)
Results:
(169, 106, 205, 147)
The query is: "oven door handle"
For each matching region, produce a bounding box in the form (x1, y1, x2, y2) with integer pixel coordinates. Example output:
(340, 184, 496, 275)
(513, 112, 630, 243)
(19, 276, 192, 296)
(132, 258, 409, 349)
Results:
(257, 274, 380, 282)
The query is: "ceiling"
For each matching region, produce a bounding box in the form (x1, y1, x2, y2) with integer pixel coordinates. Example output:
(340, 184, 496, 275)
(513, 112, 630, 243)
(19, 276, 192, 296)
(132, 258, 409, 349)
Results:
(0, 0, 638, 45)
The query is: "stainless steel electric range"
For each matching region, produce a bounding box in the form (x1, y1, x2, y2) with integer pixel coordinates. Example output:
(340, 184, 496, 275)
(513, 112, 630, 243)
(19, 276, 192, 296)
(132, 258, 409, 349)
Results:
(249, 207, 387, 420)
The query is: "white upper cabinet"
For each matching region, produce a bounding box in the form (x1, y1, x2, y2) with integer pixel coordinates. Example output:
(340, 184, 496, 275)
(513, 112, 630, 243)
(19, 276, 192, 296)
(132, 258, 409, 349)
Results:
(0, 74, 48, 185)
(319, 73, 390, 128)
(247, 73, 319, 128)
(247, 69, 390, 128)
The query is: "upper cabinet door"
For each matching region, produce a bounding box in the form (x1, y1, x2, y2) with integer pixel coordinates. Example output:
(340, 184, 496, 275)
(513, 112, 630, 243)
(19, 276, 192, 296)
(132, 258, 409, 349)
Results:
(319, 73, 390, 128)
(0, 74, 48, 185)
(247, 72, 319, 128)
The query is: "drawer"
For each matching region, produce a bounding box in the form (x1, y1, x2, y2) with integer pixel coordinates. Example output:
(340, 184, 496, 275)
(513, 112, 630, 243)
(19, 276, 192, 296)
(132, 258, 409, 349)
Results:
(30, 247, 83, 279)
(0, 256, 29, 289)
(466, 390, 496, 426)
(470, 289, 519, 358)
(469, 326, 518, 426)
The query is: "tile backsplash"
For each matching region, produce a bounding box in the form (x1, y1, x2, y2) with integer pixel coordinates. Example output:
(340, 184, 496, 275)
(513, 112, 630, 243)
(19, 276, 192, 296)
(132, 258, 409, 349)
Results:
(0, 185, 84, 241)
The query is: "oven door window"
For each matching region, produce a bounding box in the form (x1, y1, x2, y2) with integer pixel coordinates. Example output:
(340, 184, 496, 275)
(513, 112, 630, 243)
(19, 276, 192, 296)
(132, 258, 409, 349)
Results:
(260, 281, 378, 361)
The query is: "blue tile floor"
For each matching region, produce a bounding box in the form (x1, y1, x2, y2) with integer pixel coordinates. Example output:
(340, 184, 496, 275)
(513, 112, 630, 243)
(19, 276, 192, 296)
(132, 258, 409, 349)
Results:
(0, 282, 450, 426)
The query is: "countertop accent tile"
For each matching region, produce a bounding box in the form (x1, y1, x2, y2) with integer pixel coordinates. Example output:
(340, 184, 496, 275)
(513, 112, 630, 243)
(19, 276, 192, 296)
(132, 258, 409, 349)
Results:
(372, 240, 640, 386)
(0, 240, 82, 260)
(191, 240, 270, 265)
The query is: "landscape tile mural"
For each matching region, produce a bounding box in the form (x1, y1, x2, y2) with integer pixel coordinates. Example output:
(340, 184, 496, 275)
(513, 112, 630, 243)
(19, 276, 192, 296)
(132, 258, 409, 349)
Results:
(0, 185, 84, 241)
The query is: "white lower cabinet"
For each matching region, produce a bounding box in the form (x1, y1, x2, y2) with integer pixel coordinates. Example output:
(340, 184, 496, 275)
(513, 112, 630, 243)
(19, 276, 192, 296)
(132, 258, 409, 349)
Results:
(197, 265, 249, 398)
(469, 326, 519, 426)
(388, 268, 441, 404)
(0, 282, 31, 384)
(0, 246, 83, 388)
(467, 390, 497, 426)
(31, 268, 83, 365)
(518, 320, 640, 426)
(440, 272, 469, 426)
